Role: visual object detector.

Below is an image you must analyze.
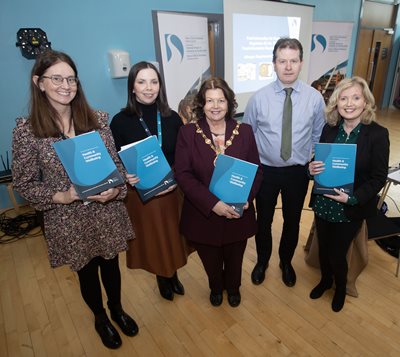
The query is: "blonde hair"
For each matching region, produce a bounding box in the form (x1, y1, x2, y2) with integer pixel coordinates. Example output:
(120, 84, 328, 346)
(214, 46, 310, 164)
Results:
(325, 76, 376, 126)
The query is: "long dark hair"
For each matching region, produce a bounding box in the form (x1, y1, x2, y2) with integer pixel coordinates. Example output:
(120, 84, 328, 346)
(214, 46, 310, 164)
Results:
(29, 50, 98, 138)
(193, 77, 237, 121)
(123, 61, 171, 117)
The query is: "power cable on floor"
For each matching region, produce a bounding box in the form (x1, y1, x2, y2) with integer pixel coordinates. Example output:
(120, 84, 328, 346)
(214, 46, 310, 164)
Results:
(0, 208, 42, 243)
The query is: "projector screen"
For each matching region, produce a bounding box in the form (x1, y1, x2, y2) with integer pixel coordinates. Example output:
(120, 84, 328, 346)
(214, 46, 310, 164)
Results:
(224, 0, 314, 113)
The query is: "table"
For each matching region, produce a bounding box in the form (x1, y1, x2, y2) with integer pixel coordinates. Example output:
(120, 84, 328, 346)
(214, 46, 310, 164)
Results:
(377, 166, 400, 209)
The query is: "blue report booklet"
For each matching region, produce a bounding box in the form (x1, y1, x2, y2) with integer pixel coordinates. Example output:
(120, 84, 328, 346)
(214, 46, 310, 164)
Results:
(52, 131, 124, 200)
(118, 135, 176, 202)
(209, 154, 258, 216)
(313, 143, 357, 195)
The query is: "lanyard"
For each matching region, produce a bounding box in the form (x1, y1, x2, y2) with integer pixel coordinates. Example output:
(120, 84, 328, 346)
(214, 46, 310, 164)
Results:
(138, 111, 162, 146)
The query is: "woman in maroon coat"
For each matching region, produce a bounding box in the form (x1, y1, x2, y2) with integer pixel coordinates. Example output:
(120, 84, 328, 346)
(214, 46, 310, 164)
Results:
(175, 78, 262, 307)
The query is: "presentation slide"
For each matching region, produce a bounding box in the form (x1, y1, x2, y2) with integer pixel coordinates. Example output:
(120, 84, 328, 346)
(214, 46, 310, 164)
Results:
(224, 0, 314, 113)
(233, 13, 301, 94)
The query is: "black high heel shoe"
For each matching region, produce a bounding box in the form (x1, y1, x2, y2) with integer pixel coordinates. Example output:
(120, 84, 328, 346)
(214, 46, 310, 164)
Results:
(309, 280, 333, 299)
(156, 275, 174, 301)
(170, 272, 185, 295)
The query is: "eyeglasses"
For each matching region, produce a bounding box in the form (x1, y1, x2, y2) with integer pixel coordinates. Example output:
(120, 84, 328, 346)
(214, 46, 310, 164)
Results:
(41, 75, 79, 86)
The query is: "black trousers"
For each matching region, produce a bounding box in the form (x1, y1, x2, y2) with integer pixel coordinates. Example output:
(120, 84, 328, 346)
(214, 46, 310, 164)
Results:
(255, 164, 309, 264)
(315, 216, 363, 289)
(190, 240, 247, 294)
(76, 255, 122, 316)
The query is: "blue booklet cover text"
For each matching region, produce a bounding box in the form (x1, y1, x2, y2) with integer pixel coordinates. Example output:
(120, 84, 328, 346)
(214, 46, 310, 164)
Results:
(52, 131, 124, 200)
(313, 143, 357, 195)
(209, 154, 258, 216)
(118, 135, 175, 202)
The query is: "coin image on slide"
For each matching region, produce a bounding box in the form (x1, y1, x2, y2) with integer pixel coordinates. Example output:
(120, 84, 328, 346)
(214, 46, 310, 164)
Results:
(259, 63, 272, 79)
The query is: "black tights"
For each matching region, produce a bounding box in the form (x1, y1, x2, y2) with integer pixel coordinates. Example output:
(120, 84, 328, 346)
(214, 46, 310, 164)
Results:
(76, 255, 121, 316)
(315, 216, 362, 290)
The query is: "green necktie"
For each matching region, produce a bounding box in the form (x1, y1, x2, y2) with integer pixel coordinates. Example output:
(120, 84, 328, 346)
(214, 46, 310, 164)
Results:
(281, 87, 293, 161)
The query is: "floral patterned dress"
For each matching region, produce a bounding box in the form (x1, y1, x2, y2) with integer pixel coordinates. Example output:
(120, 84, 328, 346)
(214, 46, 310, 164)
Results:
(12, 111, 135, 271)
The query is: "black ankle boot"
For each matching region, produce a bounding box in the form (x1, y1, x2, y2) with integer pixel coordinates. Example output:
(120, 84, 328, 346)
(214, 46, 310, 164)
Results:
(94, 313, 122, 349)
(156, 275, 174, 301)
(309, 280, 333, 299)
(110, 307, 139, 337)
(170, 272, 185, 295)
(332, 288, 346, 312)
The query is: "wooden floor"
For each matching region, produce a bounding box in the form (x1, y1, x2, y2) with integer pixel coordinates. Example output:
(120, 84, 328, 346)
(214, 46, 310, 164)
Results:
(1, 109, 400, 357)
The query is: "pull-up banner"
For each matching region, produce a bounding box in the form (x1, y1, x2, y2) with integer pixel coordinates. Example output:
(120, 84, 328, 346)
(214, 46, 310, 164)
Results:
(153, 11, 211, 111)
(308, 21, 354, 85)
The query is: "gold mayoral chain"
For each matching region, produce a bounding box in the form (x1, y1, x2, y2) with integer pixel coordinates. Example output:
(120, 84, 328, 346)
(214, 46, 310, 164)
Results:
(195, 122, 240, 165)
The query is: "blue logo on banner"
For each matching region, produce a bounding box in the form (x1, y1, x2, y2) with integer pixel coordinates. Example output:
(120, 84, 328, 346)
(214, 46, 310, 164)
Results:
(311, 34, 327, 52)
(165, 34, 184, 62)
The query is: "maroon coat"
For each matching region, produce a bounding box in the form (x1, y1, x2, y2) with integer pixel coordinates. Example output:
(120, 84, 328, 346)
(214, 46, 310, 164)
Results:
(175, 118, 262, 246)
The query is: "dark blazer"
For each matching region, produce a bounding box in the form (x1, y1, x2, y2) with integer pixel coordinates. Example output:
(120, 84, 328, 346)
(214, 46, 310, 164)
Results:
(175, 118, 263, 246)
(315, 121, 389, 221)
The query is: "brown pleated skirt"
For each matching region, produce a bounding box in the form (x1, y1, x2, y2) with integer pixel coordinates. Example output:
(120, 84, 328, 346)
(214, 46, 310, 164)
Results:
(124, 185, 190, 277)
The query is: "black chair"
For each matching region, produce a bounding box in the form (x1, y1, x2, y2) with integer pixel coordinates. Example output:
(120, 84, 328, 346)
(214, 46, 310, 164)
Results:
(367, 211, 400, 277)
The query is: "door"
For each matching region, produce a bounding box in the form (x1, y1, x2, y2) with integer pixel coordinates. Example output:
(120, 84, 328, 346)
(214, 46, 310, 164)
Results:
(353, 29, 374, 81)
(353, 29, 393, 107)
(369, 30, 392, 107)
(208, 23, 216, 76)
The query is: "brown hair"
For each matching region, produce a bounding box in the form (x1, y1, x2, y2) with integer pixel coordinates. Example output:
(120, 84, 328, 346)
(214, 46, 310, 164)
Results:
(325, 76, 376, 126)
(193, 77, 237, 121)
(29, 50, 98, 138)
(272, 38, 303, 63)
(178, 94, 196, 124)
(123, 61, 171, 117)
